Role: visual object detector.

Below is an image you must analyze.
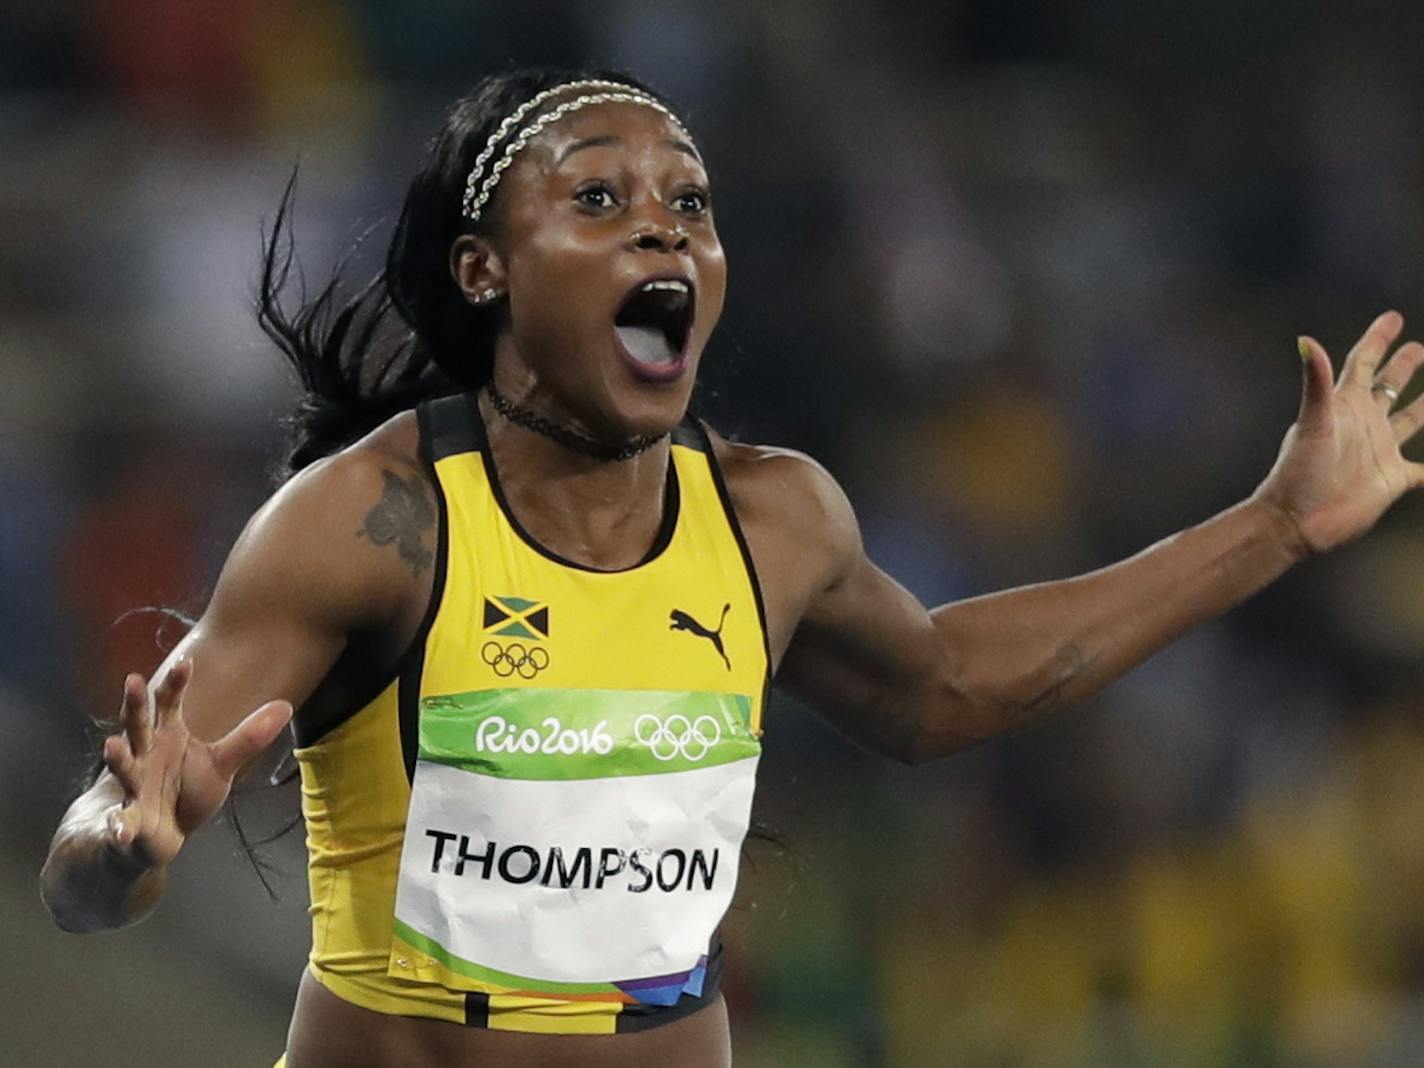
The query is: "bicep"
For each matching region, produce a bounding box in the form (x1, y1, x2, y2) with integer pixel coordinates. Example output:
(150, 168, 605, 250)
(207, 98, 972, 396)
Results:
(758, 457, 951, 761)
(777, 549, 947, 761)
(160, 590, 346, 748)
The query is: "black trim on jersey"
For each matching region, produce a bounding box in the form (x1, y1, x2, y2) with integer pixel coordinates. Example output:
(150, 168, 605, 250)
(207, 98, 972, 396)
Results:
(468, 393, 685, 574)
(290, 648, 393, 749)
(397, 400, 451, 783)
(426, 392, 485, 461)
(670, 418, 704, 451)
(463, 991, 490, 1028)
(696, 421, 773, 708)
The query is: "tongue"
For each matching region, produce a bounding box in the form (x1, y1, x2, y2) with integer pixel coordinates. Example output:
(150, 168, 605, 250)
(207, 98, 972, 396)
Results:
(615, 323, 677, 366)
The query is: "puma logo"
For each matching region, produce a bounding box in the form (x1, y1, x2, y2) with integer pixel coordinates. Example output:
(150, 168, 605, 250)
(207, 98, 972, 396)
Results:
(669, 604, 731, 670)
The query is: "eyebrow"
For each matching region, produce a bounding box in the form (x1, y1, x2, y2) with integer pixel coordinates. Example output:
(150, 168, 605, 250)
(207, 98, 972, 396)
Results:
(666, 138, 703, 163)
(556, 135, 621, 164)
(555, 135, 705, 166)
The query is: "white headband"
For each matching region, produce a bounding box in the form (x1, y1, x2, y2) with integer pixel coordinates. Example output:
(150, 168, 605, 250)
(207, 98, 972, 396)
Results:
(460, 79, 695, 225)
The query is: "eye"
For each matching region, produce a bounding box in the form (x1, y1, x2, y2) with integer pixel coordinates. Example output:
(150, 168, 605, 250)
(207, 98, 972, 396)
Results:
(673, 188, 710, 214)
(574, 182, 617, 211)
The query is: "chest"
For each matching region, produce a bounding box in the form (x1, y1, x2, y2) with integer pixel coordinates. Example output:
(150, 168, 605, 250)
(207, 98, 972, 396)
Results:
(423, 578, 762, 701)
(422, 441, 769, 713)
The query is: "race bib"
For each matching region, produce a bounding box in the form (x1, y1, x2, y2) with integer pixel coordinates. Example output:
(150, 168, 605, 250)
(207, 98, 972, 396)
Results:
(390, 687, 760, 1002)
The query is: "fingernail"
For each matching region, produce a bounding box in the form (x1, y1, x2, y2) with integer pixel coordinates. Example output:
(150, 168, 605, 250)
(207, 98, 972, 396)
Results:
(1297, 337, 1311, 362)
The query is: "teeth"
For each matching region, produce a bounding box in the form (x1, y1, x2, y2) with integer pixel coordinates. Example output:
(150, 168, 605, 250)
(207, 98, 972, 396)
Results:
(640, 279, 689, 294)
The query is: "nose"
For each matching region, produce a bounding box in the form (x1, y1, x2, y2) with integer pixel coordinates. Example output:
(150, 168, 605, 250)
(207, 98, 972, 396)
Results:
(627, 222, 689, 253)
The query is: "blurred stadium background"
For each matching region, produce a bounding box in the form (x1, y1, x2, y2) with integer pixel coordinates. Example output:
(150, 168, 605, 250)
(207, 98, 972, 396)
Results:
(5, 2, 1424, 1065)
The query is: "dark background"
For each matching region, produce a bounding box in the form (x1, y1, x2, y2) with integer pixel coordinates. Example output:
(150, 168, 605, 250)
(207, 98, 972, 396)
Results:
(4, 2, 1424, 1065)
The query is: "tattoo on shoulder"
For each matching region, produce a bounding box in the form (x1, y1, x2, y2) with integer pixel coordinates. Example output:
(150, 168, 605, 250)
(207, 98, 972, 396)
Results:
(357, 467, 436, 575)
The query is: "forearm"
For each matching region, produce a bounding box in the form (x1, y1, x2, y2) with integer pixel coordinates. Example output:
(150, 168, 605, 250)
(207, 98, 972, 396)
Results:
(40, 784, 168, 933)
(921, 494, 1304, 752)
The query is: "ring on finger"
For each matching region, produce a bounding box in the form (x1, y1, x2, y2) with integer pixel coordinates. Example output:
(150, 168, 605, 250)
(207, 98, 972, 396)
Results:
(1372, 382, 1401, 405)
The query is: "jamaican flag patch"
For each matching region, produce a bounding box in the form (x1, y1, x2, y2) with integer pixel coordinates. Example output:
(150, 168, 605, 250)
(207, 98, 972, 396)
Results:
(483, 596, 549, 641)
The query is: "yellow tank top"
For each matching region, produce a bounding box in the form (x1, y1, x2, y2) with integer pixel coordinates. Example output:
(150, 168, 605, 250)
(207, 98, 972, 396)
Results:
(295, 394, 768, 1035)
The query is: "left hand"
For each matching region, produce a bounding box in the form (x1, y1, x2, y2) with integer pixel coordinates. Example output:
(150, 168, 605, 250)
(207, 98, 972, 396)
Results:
(1254, 310, 1424, 556)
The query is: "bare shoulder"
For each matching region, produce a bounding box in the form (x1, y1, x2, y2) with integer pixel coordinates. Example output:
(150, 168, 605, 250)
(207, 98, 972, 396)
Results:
(283, 409, 426, 506)
(246, 412, 424, 543)
(219, 410, 436, 631)
(706, 428, 861, 597)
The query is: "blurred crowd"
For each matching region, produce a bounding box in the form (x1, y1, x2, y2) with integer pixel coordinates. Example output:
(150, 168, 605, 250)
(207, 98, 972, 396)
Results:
(4, 2, 1424, 1065)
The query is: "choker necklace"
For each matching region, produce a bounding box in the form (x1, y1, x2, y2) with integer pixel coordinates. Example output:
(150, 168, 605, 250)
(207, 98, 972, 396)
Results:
(484, 383, 666, 463)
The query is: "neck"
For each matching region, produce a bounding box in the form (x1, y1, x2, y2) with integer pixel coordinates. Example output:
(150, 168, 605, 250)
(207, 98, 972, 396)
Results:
(485, 381, 665, 462)
(476, 388, 674, 571)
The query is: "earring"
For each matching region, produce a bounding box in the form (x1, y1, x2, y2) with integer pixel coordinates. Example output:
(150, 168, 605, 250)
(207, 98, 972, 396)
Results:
(475, 287, 500, 305)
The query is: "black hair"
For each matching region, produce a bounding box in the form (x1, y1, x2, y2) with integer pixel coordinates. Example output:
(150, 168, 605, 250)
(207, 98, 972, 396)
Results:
(258, 67, 668, 473)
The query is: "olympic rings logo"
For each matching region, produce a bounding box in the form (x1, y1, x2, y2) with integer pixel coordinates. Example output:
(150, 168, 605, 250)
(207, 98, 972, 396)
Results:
(633, 713, 722, 762)
(481, 641, 550, 679)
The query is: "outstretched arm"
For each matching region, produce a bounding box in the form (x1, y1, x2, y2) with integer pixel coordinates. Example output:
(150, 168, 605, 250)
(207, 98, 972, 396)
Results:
(778, 312, 1424, 763)
(40, 445, 433, 931)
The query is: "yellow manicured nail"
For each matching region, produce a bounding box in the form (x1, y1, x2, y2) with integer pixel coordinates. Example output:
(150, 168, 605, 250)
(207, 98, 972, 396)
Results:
(1297, 337, 1311, 362)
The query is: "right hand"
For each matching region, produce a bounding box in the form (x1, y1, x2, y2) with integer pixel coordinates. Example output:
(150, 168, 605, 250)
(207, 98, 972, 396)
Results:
(101, 659, 293, 869)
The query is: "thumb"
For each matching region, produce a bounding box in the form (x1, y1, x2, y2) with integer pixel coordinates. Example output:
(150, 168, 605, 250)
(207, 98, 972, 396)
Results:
(209, 700, 294, 781)
(1296, 336, 1335, 434)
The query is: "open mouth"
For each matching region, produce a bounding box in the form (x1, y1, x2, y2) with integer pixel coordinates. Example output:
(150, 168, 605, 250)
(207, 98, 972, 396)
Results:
(614, 277, 695, 377)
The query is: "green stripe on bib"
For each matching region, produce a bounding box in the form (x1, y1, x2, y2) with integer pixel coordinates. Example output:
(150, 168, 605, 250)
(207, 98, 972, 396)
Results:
(418, 688, 758, 781)
(393, 919, 625, 994)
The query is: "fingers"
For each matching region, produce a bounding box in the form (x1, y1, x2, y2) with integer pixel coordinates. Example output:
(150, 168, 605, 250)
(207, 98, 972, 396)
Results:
(103, 734, 140, 797)
(152, 657, 192, 727)
(1375, 340, 1424, 401)
(1296, 335, 1336, 434)
(107, 802, 139, 848)
(1375, 340, 1424, 435)
(113, 657, 192, 761)
(119, 672, 152, 756)
(1341, 310, 1405, 389)
(1392, 392, 1424, 444)
(103, 732, 145, 849)
(209, 700, 294, 782)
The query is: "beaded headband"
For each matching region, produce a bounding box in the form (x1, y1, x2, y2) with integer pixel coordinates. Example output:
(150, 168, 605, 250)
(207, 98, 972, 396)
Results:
(460, 79, 696, 225)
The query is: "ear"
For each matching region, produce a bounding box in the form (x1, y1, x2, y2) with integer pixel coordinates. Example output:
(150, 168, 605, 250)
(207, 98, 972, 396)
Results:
(450, 234, 508, 308)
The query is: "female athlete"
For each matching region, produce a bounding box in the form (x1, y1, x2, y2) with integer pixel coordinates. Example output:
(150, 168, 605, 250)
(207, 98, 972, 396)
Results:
(39, 68, 1424, 1068)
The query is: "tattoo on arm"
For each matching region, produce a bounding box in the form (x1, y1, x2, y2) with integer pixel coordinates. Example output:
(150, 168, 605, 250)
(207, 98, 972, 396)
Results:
(997, 643, 1093, 726)
(357, 468, 436, 575)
